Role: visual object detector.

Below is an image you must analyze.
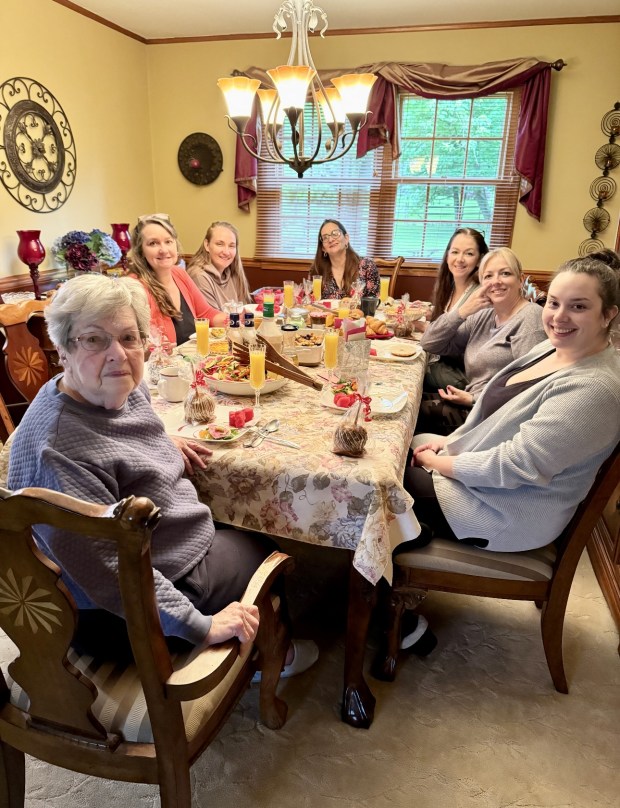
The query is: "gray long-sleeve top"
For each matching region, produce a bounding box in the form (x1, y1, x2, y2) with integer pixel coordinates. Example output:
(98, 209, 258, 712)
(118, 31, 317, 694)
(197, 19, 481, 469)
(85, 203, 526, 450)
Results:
(420, 303, 547, 400)
(433, 341, 620, 552)
(7, 379, 215, 644)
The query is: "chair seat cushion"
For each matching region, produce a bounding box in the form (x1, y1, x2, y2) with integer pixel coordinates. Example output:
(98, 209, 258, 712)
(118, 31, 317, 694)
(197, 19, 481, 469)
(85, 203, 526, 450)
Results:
(395, 538, 557, 581)
(7, 642, 250, 745)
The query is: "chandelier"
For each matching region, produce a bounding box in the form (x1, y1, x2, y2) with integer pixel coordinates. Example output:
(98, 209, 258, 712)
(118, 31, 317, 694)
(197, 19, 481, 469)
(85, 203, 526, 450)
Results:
(217, 1, 377, 178)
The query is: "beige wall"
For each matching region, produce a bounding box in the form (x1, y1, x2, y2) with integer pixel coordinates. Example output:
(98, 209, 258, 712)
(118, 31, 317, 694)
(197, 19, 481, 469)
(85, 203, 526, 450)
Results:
(1, 4, 619, 279)
(0, 0, 155, 277)
(146, 22, 620, 271)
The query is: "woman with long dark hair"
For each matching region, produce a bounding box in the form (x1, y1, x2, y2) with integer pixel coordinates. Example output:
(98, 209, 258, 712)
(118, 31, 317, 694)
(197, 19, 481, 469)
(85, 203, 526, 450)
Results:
(310, 219, 379, 299)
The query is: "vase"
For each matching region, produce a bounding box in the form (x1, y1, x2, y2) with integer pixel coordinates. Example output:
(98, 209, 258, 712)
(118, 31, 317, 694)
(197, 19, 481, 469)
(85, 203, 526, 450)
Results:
(111, 223, 131, 271)
(16, 230, 46, 300)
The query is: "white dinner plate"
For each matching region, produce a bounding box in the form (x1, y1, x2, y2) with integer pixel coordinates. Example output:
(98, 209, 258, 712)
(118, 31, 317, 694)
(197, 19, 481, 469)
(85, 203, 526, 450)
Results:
(320, 385, 408, 415)
(192, 425, 248, 444)
(369, 343, 424, 363)
(204, 377, 288, 397)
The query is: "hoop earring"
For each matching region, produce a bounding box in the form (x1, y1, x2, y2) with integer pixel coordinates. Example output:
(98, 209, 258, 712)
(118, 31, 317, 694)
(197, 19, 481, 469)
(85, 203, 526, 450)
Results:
(323, 251, 328, 258)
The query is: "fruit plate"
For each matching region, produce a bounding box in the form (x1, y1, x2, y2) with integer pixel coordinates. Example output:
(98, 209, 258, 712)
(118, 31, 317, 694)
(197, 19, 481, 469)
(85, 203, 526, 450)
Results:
(319, 386, 408, 415)
(204, 377, 287, 396)
(193, 425, 248, 444)
(369, 343, 424, 362)
(366, 331, 394, 340)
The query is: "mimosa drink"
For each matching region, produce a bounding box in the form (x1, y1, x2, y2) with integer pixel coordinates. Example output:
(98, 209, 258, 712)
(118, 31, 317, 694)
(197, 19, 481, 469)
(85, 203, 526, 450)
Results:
(283, 280, 295, 309)
(249, 349, 266, 388)
(323, 329, 339, 371)
(379, 277, 390, 304)
(312, 275, 322, 301)
(337, 306, 350, 320)
(249, 344, 267, 411)
(195, 318, 210, 356)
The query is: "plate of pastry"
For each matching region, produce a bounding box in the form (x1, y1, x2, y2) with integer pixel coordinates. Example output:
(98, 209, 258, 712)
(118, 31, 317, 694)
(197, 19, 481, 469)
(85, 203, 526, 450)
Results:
(370, 343, 424, 362)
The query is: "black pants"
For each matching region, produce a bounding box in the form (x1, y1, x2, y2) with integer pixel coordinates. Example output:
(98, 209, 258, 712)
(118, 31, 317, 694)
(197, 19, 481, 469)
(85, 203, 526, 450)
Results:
(402, 463, 488, 550)
(75, 528, 278, 661)
(414, 393, 470, 436)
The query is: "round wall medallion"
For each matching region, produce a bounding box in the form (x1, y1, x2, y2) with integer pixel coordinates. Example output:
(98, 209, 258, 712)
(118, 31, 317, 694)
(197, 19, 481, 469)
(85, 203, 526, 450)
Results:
(0, 77, 76, 212)
(177, 132, 223, 185)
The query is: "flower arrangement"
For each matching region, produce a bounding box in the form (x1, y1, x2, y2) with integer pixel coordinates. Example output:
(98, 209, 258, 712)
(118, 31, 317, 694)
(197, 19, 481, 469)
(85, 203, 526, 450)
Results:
(52, 229, 122, 272)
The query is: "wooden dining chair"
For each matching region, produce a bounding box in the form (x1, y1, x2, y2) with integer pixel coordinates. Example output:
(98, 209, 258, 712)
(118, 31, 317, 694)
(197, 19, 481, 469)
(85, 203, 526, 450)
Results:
(373, 443, 620, 693)
(0, 391, 14, 444)
(0, 487, 293, 808)
(0, 300, 51, 430)
(374, 257, 405, 299)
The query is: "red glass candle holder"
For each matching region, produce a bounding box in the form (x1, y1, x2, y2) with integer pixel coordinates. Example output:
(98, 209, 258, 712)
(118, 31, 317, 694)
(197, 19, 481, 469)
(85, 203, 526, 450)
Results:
(111, 223, 131, 271)
(17, 230, 46, 299)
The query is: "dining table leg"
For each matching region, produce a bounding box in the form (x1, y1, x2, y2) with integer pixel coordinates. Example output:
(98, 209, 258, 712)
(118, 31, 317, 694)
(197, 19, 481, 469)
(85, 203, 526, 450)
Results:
(341, 554, 377, 728)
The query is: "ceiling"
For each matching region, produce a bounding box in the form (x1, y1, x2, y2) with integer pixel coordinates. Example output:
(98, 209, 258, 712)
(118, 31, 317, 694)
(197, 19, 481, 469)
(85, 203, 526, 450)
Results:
(64, 0, 620, 40)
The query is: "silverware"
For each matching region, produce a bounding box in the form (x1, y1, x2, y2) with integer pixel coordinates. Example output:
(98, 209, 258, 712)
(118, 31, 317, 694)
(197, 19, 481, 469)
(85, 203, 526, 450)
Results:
(243, 419, 300, 449)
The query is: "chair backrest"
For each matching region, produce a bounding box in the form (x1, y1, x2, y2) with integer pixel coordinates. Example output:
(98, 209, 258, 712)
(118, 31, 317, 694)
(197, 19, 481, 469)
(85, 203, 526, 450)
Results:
(0, 300, 50, 403)
(552, 442, 620, 579)
(0, 488, 163, 744)
(374, 257, 404, 299)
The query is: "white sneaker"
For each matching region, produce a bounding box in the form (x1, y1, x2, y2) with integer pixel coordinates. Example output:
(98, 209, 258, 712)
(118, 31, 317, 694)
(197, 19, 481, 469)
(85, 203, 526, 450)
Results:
(252, 639, 319, 683)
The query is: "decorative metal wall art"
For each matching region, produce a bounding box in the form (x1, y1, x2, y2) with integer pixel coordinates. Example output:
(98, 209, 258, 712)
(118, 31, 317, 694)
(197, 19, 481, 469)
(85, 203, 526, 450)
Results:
(177, 132, 223, 185)
(0, 77, 76, 213)
(578, 101, 620, 256)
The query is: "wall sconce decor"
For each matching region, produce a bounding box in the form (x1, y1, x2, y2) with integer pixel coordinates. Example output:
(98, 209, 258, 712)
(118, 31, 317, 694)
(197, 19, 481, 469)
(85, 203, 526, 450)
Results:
(578, 101, 620, 256)
(0, 77, 76, 213)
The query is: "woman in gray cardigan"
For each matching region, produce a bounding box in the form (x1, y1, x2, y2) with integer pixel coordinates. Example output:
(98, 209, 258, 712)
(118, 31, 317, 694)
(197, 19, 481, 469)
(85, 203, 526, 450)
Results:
(406, 256, 620, 553)
(416, 247, 547, 435)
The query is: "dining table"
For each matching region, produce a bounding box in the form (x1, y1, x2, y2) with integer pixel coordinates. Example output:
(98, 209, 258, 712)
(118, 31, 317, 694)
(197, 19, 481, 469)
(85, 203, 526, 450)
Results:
(153, 336, 426, 729)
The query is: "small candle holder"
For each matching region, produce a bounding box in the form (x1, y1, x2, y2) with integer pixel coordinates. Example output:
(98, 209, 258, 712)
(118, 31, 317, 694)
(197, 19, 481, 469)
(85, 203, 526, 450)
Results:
(16, 230, 46, 300)
(111, 223, 131, 272)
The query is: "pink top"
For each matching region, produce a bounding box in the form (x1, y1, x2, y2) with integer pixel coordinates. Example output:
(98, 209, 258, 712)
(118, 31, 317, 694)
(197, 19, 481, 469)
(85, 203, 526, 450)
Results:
(132, 265, 222, 344)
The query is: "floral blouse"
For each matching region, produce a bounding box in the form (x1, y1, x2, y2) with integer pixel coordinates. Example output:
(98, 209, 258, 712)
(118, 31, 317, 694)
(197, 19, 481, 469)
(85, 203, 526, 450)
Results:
(321, 257, 380, 299)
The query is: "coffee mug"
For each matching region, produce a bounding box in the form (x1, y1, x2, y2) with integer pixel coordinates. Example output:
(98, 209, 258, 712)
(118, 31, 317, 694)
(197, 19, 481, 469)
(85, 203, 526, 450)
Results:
(361, 296, 380, 317)
(157, 366, 190, 402)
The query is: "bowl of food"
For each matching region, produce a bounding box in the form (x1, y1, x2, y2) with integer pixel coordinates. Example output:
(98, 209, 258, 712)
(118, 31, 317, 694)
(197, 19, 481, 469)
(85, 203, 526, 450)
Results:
(295, 328, 323, 365)
(200, 354, 287, 396)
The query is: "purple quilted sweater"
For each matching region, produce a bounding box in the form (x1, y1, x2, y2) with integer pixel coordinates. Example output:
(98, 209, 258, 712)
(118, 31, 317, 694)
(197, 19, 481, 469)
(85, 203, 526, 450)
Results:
(8, 379, 214, 644)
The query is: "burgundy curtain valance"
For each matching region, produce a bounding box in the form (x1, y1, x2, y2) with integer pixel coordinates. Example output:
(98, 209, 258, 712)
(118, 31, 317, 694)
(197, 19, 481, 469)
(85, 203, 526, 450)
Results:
(234, 58, 561, 220)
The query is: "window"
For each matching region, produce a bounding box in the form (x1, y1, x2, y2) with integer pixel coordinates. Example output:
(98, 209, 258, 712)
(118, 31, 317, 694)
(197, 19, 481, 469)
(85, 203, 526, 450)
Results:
(256, 90, 522, 261)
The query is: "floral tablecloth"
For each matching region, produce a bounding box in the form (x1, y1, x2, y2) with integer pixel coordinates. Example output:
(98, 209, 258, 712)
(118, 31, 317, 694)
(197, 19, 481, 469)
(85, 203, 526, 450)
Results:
(155, 341, 425, 585)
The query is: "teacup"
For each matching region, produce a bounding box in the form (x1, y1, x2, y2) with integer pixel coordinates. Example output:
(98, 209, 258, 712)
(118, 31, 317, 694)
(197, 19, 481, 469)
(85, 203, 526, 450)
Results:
(157, 366, 190, 402)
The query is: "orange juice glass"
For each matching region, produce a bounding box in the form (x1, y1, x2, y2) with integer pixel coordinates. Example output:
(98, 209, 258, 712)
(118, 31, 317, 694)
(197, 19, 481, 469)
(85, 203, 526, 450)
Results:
(249, 343, 267, 411)
(283, 280, 295, 309)
(195, 318, 210, 356)
(337, 306, 350, 320)
(379, 277, 390, 304)
(312, 275, 322, 302)
(323, 328, 339, 372)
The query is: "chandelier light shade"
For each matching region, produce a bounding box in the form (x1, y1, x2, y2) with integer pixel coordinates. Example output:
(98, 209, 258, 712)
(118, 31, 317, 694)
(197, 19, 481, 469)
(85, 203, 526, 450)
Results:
(217, 0, 377, 178)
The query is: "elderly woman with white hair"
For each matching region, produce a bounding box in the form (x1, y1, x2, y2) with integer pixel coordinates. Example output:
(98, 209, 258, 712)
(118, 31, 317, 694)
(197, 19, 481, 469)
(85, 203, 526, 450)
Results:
(416, 247, 547, 435)
(7, 274, 318, 675)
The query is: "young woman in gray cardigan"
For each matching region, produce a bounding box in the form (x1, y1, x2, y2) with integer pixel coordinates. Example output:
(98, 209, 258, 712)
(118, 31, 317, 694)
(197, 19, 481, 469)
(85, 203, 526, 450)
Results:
(406, 256, 620, 553)
(416, 248, 547, 435)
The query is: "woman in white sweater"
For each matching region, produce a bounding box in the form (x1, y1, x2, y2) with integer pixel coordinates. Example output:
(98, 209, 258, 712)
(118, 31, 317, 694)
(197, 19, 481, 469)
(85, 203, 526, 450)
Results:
(406, 256, 620, 553)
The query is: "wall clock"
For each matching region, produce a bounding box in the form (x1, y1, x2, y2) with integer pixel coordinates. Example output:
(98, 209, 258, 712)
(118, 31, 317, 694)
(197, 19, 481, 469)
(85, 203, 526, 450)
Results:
(0, 77, 76, 213)
(177, 132, 223, 185)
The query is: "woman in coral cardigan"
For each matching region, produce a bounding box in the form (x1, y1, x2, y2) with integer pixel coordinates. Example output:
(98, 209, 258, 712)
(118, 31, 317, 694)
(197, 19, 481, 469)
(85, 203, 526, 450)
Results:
(129, 213, 227, 345)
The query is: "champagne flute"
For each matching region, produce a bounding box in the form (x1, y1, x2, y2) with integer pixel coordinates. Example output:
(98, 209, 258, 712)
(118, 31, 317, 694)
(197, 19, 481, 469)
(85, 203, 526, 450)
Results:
(323, 327, 339, 385)
(249, 343, 267, 413)
(379, 277, 390, 305)
(194, 318, 210, 356)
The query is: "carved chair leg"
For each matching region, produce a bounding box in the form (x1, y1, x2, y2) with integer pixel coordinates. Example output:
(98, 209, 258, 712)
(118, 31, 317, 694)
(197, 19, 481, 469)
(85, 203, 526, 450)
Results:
(0, 741, 25, 808)
(255, 596, 289, 729)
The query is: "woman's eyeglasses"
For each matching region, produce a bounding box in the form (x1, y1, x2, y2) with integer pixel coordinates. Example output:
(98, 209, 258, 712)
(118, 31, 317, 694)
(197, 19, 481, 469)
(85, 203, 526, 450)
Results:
(70, 331, 146, 353)
(320, 229, 342, 243)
